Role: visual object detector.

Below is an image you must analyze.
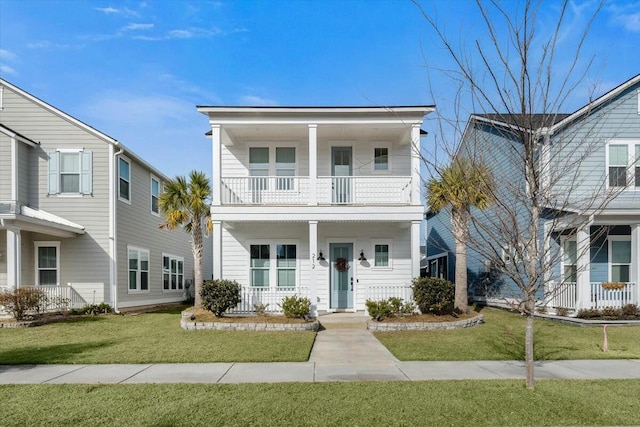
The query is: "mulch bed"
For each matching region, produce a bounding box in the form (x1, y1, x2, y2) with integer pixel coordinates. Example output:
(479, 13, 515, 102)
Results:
(190, 308, 313, 324)
(373, 312, 479, 323)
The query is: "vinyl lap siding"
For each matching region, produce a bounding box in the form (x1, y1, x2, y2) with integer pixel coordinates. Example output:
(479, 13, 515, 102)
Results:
(0, 135, 10, 200)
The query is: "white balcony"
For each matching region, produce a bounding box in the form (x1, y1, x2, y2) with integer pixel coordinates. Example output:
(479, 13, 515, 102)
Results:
(220, 176, 413, 206)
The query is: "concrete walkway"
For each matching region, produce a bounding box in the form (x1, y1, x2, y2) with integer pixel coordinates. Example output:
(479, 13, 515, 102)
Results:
(1, 313, 639, 384)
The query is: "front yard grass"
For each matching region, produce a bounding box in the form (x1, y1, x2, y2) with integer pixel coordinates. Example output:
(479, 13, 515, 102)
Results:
(0, 306, 315, 364)
(1, 380, 639, 426)
(375, 307, 640, 360)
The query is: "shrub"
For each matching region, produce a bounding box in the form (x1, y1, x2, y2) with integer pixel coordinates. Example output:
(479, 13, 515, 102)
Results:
(411, 277, 455, 315)
(200, 279, 241, 317)
(555, 307, 570, 317)
(621, 304, 639, 317)
(253, 303, 269, 316)
(365, 299, 392, 321)
(0, 287, 47, 320)
(600, 306, 622, 318)
(576, 308, 601, 319)
(279, 295, 311, 319)
(71, 303, 112, 315)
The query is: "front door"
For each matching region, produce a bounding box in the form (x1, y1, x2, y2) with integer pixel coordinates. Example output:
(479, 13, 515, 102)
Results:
(330, 243, 353, 309)
(331, 147, 352, 203)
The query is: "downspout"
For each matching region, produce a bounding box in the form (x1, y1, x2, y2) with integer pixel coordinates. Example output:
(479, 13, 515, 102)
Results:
(109, 144, 124, 313)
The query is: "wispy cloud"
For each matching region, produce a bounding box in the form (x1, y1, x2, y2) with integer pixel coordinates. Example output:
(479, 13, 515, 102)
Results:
(608, 3, 640, 32)
(27, 40, 78, 49)
(132, 26, 224, 41)
(0, 65, 17, 75)
(238, 95, 279, 106)
(0, 49, 17, 61)
(122, 23, 154, 31)
(95, 6, 139, 17)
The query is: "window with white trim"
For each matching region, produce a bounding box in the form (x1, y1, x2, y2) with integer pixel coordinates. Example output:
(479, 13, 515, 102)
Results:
(561, 239, 577, 283)
(374, 147, 389, 171)
(609, 237, 631, 282)
(250, 244, 270, 287)
(373, 243, 391, 268)
(47, 150, 92, 195)
(119, 157, 131, 201)
(606, 141, 640, 189)
(128, 246, 149, 291)
(277, 244, 296, 288)
(34, 241, 60, 286)
(151, 176, 160, 215)
(162, 254, 184, 291)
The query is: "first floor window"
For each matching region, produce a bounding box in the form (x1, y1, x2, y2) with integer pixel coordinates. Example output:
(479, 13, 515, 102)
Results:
(374, 244, 390, 267)
(610, 238, 631, 282)
(35, 242, 60, 286)
(562, 239, 577, 283)
(277, 244, 296, 288)
(128, 247, 149, 291)
(250, 244, 270, 287)
(163, 254, 184, 290)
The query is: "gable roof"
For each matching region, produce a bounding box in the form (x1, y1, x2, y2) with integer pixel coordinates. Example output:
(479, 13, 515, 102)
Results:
(0, 78, 171, 181)
(0, 123, 39, 147)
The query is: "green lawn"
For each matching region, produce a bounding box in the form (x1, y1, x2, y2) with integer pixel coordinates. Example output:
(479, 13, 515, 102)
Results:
(375, 308, 640, 360)
(1, 380, 639, 426)
(0, 307, 316, 364)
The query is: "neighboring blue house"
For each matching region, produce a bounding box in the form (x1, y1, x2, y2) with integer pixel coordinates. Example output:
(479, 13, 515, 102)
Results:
(427, 74, 640, 312)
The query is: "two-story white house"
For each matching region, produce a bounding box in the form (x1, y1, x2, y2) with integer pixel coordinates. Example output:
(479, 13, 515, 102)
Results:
(0, 79, 210, 311)
(197, 106, 433, 314)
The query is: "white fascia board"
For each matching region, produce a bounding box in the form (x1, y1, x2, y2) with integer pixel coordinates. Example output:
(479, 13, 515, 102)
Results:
(211, 205, 425, 222)
(0, 124, 39, 147)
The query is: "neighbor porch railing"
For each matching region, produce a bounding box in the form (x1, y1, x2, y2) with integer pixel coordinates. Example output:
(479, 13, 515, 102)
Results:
(545, 281, 637, 311)
(219, 176, 412, 205)
(227, 286, 310, 314)
(35, 285, 88, 310)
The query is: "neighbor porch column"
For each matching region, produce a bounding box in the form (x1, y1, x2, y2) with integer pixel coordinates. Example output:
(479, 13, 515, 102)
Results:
(575, 225, 591, 310)
(411, 220, 421, 280)
(410, 124, 421, 205)
(6, 226, 21, 289)
(212, 220, 222, 280)
(308, 124, 317, 206)
(309, 220, 318, 317)
(211, 124, 222, 206)
(631, 224, 640, 304)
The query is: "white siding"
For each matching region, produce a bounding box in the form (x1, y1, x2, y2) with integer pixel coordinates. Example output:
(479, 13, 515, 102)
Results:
(0, 134, 10, 200)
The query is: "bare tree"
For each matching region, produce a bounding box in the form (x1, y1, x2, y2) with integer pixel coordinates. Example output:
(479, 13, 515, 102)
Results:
(414, 0, 635, 389)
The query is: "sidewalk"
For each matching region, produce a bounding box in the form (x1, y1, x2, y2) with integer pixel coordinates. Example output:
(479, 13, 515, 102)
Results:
(1, 312, 639, 384)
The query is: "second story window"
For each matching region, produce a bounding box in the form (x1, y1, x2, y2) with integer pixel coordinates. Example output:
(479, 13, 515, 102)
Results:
(151, 176, 160, 214)
(119, 157, 131, 202)
(276, 147, 295, 190)
(47, 149, 92, 195)
(607, 141, 640, 189)
(374, 147, 389, 171)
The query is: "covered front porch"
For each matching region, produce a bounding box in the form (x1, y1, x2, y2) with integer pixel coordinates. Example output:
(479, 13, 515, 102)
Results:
(545, 221, 640, 312)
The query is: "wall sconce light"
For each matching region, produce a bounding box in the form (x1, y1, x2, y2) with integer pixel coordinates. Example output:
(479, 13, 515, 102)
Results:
(358, 250, 367, 261)
(317, 251, 325, 261)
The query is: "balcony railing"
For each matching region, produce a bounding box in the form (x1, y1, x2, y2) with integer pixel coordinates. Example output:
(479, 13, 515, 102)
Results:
(546, 281, 638, 311)
(220, 176, 412, 205)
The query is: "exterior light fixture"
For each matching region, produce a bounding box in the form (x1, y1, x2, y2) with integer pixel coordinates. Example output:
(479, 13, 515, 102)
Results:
(358, 250, 367, 261)
(317, 251, 325, 261)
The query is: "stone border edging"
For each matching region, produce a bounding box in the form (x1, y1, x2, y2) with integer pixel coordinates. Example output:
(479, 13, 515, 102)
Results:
(367, 313, 484, 331)
(180, 310, 319, 331)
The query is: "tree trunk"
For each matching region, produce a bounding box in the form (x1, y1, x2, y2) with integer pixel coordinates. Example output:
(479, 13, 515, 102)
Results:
(525, 295, 535, 389)
(192, 219, 204, 308)
(452, 208, 469, 313)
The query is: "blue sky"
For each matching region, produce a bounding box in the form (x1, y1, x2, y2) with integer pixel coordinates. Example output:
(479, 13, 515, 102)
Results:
(1, 0, 639, 178)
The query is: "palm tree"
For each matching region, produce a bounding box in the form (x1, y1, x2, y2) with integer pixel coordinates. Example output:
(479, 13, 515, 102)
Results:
(427, 158, 493, 313)
(159, 170, 212, 308)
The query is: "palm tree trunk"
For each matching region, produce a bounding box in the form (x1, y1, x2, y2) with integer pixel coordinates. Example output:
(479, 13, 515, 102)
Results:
(452, 208, 469, 313)
(191, 219, 204, 308)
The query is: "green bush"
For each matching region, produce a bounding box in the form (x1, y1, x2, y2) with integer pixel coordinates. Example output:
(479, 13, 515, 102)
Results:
(366, 297, 415, 321)
(71, 303, 112, 315)
(200, 279, 241, 317)
(0, 287, 47, 320)
(279, 295, 311, 319)
(411, 277, 455, 315)
(576, 308, 601, 319)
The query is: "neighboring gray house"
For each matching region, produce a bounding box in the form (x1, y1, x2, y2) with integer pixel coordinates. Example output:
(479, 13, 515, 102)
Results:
(0, 79, 211, 311)
(427, 74, 640, 311)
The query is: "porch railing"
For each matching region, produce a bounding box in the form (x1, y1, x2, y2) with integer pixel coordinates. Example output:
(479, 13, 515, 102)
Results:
(365, 284, 413, 302)
(546, 281, 637, 311)
(219, 176, 412, 205)
(227, 286, 310, 314)
(35, 285, 88, 310)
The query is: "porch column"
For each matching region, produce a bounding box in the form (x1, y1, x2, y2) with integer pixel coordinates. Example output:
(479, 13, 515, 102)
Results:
(211, 124, 222, 206)
(575, 226, 591, 310)
(631, 224, 640, 304)
(411, 220, 421, 279)
(212, 220, 222, 280)
(6, 226, 22, 289)
(308, 124, 317, 206)
(410, 124, 421, 205)
(309, 220, 318, 317)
